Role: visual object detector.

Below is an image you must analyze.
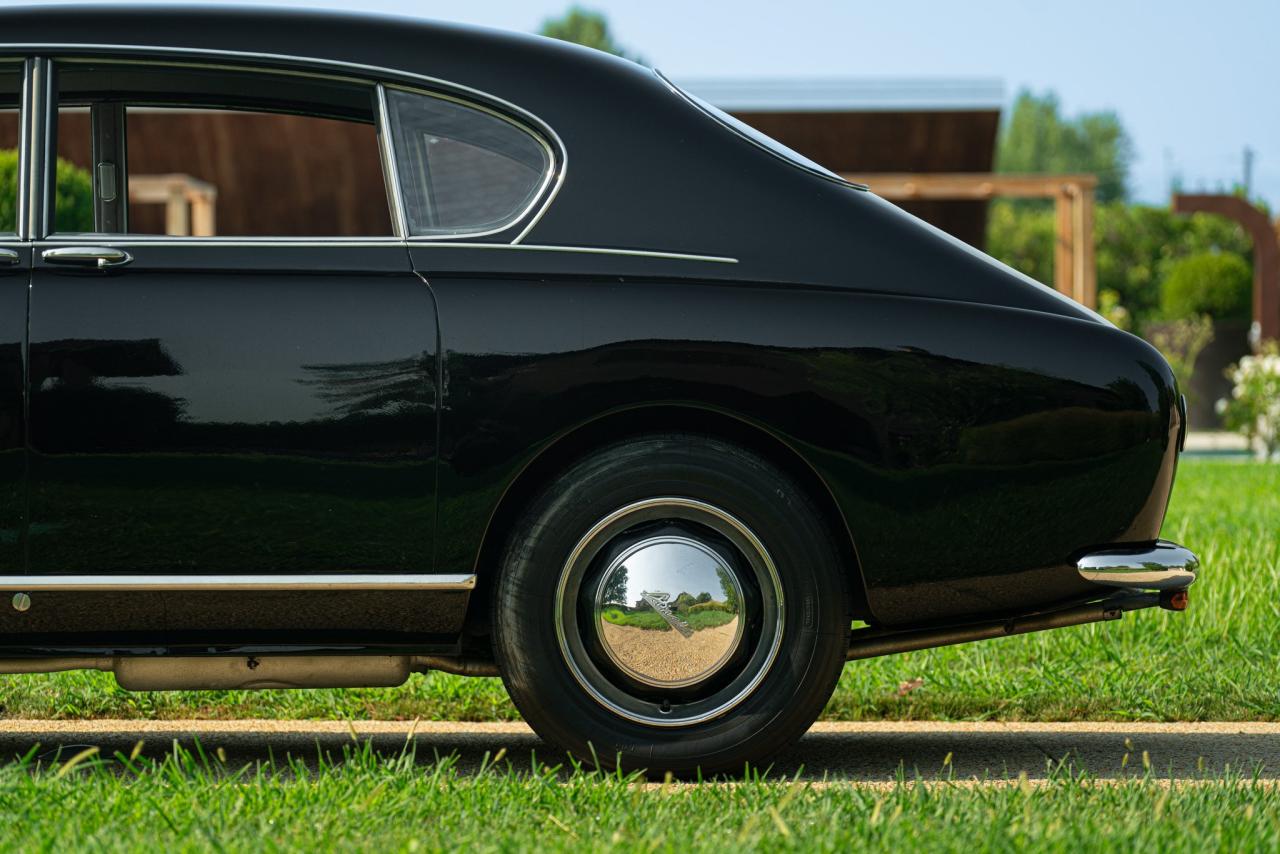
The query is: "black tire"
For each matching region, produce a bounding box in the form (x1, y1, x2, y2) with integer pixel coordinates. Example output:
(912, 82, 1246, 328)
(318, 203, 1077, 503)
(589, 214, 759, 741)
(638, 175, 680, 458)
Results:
(491, 433, 850, 776)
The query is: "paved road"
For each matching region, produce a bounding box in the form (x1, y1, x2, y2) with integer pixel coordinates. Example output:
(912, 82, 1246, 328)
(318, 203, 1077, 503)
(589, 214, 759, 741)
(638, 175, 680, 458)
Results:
(2, 720, 1278, 780)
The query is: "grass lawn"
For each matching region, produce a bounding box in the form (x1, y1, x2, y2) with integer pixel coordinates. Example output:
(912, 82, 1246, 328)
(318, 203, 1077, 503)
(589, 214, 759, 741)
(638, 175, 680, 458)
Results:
(0, 458, 1275, 723)
(0, 741, 1276, 853)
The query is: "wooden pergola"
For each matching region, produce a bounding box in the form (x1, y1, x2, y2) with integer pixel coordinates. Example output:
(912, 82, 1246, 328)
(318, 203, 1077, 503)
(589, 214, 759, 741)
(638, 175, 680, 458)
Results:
(842, 173, 1098, 308)
(1173, 194, 1280, 343)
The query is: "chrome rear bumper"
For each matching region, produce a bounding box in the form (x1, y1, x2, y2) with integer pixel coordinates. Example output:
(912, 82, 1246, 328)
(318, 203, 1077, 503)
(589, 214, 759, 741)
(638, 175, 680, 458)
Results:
(1076, 540, 1199, 590)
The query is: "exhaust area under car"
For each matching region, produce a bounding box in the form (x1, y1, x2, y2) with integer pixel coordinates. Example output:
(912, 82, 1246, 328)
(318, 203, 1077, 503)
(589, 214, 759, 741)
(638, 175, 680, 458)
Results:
(845, 588, 1188, 662)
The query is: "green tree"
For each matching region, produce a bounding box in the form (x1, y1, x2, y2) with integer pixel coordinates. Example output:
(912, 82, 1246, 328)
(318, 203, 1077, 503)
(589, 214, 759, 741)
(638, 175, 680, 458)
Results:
(0, 149, 94, 233)
(997, 90, 1134, 203)
(539, 6, 643, 62)
(987, 200, 1255, 334)
(600, 565, 628, 608)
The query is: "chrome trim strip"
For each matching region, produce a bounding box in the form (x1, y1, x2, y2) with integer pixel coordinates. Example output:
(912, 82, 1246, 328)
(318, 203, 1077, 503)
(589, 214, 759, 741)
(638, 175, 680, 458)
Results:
(374, 83, 409, 239)
(1076, 540, 1199, 591)
(0, 573, 477, 592)
(406, 242, 739, 264)
(34, 237, 737, 263)
(35, 237, 406, 248)
(7, 44, 567, 244)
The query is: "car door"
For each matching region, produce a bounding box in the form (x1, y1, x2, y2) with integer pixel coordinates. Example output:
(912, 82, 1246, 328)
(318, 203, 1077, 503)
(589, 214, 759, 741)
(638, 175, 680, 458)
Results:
(25, 58, 438, 604)
(0, 60, 28, 578)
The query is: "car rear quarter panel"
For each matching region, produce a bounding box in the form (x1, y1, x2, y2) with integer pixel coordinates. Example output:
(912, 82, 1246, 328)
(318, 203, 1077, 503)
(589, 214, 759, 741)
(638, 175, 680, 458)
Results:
(431, 275, 1178, 627)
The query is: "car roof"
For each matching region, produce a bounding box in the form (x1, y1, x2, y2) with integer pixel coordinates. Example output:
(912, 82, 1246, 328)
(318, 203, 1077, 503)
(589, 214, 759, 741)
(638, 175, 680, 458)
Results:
(0, 4, 644, 107)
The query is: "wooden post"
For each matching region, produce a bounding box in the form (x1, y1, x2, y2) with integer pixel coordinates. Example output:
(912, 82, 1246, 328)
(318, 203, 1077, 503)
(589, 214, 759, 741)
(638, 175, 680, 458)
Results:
(1054, 186, 1076, 301)
(165, 181, 189, 237)
(190, 189, 217, 237)
(1078, 184, 1097, 309)
(1173, 194, 1280, 343)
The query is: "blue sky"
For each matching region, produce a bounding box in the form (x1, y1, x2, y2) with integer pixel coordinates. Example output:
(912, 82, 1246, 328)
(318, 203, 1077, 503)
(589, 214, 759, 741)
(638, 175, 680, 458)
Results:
(54, 0, 1280, 208)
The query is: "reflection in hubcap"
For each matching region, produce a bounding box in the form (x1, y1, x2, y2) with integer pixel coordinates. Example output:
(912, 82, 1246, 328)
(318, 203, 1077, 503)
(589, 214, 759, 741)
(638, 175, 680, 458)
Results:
(556, 497, 784, 727)
(594, 536, 746, 688)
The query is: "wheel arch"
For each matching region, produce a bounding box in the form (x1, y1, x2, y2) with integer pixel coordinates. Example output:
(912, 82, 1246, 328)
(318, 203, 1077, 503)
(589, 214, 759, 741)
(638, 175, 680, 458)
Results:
(464, 405, 869, 645)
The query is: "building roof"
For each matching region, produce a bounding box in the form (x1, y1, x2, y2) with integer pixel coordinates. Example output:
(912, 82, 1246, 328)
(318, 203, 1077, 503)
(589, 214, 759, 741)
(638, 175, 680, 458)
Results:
(675, 77, 1005, 113)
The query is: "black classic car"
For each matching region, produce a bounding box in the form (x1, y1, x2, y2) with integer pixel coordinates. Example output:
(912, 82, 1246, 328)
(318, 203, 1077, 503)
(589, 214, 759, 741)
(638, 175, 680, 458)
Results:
(0, 4, 1198, 773)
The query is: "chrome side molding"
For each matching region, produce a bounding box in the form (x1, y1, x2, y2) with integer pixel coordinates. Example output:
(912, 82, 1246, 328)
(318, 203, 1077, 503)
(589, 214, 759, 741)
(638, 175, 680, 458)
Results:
(0, 573, 476, 592)
(1076, 540, 1199, 591)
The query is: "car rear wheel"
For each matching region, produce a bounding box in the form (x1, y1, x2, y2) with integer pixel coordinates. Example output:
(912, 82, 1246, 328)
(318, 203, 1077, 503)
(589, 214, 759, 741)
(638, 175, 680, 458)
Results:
(492, 434, 850, 776)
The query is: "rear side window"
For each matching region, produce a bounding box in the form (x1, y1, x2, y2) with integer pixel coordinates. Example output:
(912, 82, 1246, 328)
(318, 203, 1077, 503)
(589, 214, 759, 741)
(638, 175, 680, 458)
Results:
(384, 88, 551, 237)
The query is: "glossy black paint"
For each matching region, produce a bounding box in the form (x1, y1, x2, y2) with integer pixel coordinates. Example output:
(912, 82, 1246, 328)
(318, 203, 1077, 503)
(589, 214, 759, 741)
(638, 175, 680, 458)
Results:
(27, 244, 435, 577)
(0, 242, 27, 578)
(425, 271, 1177, 626)
(0, 5, 1184, 656)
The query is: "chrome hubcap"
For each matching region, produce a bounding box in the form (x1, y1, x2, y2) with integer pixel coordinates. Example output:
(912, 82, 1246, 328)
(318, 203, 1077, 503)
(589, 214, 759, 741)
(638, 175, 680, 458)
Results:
(556, 497, 784, 727)
(593, 535, 746, 689)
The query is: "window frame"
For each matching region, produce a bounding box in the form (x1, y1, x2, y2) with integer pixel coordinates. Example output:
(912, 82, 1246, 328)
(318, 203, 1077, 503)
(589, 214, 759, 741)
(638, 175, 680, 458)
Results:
(4, 47, 564, 245)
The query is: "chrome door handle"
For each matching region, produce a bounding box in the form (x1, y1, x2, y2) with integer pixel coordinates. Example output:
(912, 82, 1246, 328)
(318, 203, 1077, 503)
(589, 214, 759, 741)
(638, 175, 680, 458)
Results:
(42, 246, 133, 269)
(0, 249, 19, 267)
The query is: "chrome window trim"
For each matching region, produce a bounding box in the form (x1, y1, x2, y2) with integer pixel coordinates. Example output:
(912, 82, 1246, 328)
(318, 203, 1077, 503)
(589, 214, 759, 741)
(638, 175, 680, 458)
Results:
(35, 235, 737, 264)
(0, 573, 477, 592)
(374, 83, 409, 239)
(4, 43, 567, 244)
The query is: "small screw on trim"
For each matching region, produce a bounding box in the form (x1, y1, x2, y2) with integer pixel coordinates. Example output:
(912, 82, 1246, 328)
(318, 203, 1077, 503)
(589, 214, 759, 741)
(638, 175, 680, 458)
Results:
(11, 592, 31, 612)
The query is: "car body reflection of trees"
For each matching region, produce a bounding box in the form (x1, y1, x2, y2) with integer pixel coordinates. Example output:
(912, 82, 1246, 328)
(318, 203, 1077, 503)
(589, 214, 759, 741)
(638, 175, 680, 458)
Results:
(27, 339, 436, 574)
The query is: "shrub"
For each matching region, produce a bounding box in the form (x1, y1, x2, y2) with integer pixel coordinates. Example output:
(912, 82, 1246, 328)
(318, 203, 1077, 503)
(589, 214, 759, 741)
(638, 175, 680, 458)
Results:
(1148, 316, 1215, 404)
(0, 148, 95, 233)
(1218, 342, 1280, 460)
(1161, 251, 1252, 321)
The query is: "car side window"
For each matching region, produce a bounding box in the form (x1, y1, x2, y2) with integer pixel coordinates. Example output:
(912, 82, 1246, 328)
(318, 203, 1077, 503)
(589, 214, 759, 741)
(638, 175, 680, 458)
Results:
(0, 63, 20, 235)
(383, 87, 551, 237)
(51, 61, 395, 237)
